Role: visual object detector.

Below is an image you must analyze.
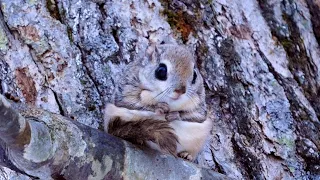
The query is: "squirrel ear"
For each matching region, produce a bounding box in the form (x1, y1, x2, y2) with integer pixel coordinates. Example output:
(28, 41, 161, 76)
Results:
(146, 44, 158, 62)
(146, 43, 179, 62)
(155, 44, 172, 54)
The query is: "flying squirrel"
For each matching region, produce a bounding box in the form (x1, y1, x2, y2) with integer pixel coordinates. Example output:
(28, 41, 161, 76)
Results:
(103, 44, 212, 161)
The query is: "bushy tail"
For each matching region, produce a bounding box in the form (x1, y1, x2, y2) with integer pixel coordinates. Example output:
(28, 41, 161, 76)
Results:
(108, 118, 178, 155)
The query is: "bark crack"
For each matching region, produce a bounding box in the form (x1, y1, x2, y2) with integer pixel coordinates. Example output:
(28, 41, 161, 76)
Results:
(258, 0, 320, 120)
(305, 0, 320, 46)
(0, 8, 15, 42)
(217, 38, 264, 178)
(210, 149, 225, 174)
(252, 37, 320, 175)
(51, 88, 65, 116)
(75, 44, 103, 100)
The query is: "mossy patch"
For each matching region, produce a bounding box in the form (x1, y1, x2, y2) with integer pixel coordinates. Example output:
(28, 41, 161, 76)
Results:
(160, 0, 202, 43)
(0, 28, 8, 52)
(279, 38, 294, 50)
(67, 26, 73, 43)
(28, 0, 38, 5)
(278, 137, 295, 148)
(162, 9, 192, 43)
(46, 0, 62, 22)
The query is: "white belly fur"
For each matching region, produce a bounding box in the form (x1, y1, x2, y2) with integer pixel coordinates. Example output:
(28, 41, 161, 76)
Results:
(170, 118, 212, 158)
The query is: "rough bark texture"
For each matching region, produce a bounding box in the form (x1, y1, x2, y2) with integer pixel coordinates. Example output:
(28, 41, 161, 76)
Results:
(0, 95, 227, 179)
(0, 0, 319, 179)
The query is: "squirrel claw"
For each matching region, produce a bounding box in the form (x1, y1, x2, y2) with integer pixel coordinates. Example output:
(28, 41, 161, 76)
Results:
(155, 102, 170, 114)
(178, 151, 193, 161)
(166, 111, 180, 122)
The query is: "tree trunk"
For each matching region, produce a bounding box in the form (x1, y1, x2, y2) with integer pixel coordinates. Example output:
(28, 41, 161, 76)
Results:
(0, 0, 319, 179)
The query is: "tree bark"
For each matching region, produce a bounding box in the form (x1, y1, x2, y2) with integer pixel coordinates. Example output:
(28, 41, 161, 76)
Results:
(0, 0, 319, 179)
(0, 95, 227, 179)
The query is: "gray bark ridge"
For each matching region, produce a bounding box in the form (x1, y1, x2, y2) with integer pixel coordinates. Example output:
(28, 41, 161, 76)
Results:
(0, 95, 227, 179)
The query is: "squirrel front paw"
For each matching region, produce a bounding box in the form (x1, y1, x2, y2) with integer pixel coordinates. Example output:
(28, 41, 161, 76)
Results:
(155, 102, 170, 115)
(103, 103, 118, 132)
(166, 111, 181, 122)
(178, 151, 193, 161)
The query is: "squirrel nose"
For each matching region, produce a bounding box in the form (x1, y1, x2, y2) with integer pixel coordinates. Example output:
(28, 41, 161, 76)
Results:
(174, 86, 186, 94)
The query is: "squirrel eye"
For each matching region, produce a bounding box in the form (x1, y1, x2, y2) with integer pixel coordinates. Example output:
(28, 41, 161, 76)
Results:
(192, 70, 197, 84)
(155, 63, 167, 81)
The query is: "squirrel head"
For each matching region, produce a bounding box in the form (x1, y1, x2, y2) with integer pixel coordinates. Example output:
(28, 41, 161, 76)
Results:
(139, 44, 204, 111)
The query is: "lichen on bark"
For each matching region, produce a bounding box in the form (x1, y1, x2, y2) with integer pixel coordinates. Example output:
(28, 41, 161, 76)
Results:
(0, 0, 319, 179)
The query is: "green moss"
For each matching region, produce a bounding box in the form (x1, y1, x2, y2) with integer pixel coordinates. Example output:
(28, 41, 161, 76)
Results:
(280, 39, 294, 49)
(278, 137, 295, 148)
(46, 0, 62, 22)
(104, 65, 111, 73)
(0, 28, 8, 52)
(159, 0, 203, 43)
(161, 9, 193, 43)
(288, 166, 295, 174)
(67, 27, 73, 43)
(200, 45, 209, 55)
(271, 80, 278, 87)
(162, 9, 178, 28)
(80, 79, 87, 85)
(28, 0, 37, 5)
